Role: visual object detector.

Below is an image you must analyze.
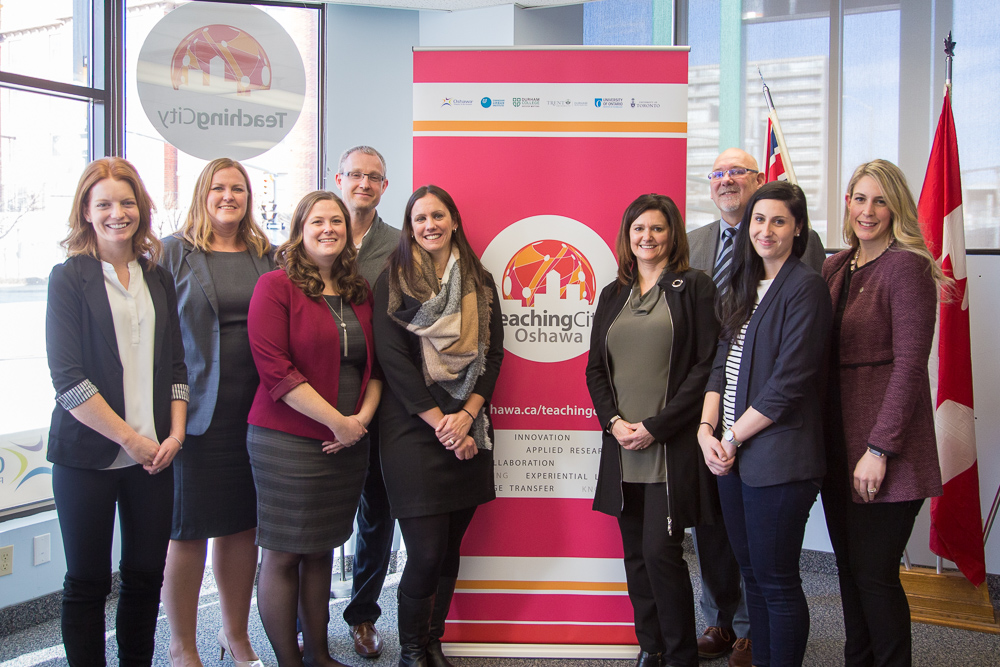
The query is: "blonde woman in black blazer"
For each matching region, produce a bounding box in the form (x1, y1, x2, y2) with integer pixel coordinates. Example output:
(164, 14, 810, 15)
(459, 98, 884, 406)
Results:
(46, 158, 188, 666)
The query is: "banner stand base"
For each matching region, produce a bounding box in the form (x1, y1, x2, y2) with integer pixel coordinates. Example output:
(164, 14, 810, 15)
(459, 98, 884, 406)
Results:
(899, 565, 999, 634)
(443, 643, 639, 659)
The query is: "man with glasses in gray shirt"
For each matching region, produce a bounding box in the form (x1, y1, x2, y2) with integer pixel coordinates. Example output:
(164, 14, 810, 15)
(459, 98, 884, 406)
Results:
(334, 145, 400, 659)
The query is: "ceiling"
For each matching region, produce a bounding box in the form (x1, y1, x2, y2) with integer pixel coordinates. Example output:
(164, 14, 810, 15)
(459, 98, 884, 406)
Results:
(324, 1, 592, 11)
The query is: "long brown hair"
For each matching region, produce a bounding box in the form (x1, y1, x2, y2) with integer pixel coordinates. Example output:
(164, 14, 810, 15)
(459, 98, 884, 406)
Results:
(62, 157, 161, 263)
(614, 193, 690, 285)
(275, 191, 369, 304)
(387, 185, 489, 294)
(177, 158, 271, 256)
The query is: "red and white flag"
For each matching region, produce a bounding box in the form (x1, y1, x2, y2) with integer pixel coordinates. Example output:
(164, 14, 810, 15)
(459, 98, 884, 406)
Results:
(764, 110, 797, 184)
(918, 87, 986, 586)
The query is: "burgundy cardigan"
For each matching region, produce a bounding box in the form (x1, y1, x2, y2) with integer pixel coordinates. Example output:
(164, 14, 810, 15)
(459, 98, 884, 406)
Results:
(823, 247, 943, 503)
(247, 269, 375, 442)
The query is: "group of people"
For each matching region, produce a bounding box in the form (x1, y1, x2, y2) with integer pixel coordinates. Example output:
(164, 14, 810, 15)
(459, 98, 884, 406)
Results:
(587, 149, 945, 667)
(45, 146, 501, 667)
(44, 143, 944, 667)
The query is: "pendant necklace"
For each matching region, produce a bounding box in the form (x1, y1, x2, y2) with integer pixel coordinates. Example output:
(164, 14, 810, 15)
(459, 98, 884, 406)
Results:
(325, 296, 348, 356)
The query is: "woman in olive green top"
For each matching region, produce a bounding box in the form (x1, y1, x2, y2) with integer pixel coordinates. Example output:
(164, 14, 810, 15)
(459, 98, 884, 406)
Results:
(586, 194, 721, 667)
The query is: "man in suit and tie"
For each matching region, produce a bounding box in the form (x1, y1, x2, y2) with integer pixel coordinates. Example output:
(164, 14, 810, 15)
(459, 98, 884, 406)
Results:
(687, 147, 826, 667)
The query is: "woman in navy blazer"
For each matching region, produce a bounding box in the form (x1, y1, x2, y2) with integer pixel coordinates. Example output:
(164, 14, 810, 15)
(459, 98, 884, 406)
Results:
(46, 157, 188, 666)
(161, 159, 274, 667)
(698, 182, 832, 667)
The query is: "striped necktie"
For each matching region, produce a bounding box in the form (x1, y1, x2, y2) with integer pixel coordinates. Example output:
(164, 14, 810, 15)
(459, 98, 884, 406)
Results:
(713, 226, 737, 294)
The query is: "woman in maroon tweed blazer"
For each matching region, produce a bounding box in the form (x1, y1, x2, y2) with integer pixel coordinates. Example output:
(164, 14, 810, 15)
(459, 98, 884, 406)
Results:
(821, 159, 947, 667)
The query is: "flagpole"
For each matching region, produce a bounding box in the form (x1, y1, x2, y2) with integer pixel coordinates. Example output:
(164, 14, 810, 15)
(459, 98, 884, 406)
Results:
(758, 70, 798, 184)
(936, 29, 957, 576)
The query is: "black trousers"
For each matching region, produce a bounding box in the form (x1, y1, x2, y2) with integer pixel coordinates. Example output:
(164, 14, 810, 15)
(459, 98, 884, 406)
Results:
(618, 482, 698, 667)
(344, 416, 396, 626)
(53, 462, 173, 667)
(823, 471, 923, 667)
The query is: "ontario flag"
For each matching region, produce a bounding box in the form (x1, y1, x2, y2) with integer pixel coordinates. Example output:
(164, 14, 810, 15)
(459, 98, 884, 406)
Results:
(764, 111, 797, 184)
(918, 87, 986, 586)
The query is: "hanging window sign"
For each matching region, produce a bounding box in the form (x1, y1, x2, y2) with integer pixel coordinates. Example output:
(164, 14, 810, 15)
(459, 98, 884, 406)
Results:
(136, 2, 306, 161)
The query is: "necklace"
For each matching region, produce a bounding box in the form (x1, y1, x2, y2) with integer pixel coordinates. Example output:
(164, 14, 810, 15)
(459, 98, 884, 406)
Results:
(850, 239, 895, 272)
(324, 295, 348, 356)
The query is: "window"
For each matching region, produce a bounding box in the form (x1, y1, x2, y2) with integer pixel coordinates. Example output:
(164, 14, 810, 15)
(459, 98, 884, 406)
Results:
(0, 0, 323, 519)
(0, 0, 110, 518)
(586, 1, 1000, 249)
(124, 0, 322, 242)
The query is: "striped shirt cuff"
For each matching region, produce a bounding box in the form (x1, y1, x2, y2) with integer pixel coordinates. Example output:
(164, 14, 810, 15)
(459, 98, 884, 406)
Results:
(56, 379, 99, 410)
(172, 384, 190, 402)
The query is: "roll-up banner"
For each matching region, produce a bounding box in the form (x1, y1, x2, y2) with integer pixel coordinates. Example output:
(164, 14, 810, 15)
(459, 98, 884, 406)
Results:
(412, 47, 689, 658)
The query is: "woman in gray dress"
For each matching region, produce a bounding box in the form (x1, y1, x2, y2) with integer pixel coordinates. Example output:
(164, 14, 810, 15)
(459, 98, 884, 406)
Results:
(247, 191, 382, 667)
(161, 158, 274, 667)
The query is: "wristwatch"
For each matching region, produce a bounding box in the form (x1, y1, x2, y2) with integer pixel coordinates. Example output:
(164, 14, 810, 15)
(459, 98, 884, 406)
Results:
(722, 428, 742, 448)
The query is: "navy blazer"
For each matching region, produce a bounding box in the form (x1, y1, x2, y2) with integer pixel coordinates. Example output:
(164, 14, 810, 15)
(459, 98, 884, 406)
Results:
(46, 255, 188, 469)
(161, 235, 275, 435)
(706, 255, 833, 487)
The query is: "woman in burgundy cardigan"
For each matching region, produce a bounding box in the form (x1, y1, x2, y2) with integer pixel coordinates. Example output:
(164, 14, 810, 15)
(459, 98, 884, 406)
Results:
(247, 191, 382, 667)
(821, 159, 946, 667)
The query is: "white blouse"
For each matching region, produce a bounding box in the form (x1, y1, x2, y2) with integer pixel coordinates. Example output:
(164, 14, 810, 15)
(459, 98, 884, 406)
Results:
(102, 260, 157, 468)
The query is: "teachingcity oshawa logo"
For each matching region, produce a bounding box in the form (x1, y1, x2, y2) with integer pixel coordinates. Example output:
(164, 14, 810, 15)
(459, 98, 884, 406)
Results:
(137, 3, 305, 161)
(170, 25, 272, 96)
(481, 216, 616, 363)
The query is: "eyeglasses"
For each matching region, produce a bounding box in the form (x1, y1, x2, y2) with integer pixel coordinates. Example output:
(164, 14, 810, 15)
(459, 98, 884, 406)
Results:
(342, 171, 385, 184)
(708, 168, 758, 181)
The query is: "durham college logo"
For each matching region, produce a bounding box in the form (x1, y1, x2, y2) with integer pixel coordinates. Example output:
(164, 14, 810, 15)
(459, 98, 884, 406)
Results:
(137, 3, 305, 161)
(481, 216, 617, 363)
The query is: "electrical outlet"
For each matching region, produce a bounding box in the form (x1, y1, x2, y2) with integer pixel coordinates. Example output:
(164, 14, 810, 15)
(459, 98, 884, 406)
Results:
(0, 545, 12, 576)
(34, 533, 51, 565)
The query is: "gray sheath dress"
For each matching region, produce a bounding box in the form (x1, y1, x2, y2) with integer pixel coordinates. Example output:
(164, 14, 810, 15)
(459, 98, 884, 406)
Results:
(172, 251, 261, 540)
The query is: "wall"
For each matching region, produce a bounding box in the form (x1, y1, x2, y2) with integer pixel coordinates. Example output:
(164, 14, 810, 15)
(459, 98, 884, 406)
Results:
(0, 510, 123, 611)
(324, 4, 420, 227)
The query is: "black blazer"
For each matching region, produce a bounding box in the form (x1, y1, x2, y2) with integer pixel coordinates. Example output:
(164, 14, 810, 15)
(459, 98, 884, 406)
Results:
(706, 255, 832, 487)
(46, 255, 188, 469)
(586, 269, 722, 532)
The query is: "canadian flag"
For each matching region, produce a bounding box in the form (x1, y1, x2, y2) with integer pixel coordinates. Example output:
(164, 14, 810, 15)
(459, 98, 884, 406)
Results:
(917, 87, 986, 586)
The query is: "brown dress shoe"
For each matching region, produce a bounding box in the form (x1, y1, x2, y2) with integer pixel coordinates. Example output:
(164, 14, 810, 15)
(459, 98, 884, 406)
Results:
(697, 626, 736, 659)
(350, 621, 384, 658)
(728, 638, 752, 667)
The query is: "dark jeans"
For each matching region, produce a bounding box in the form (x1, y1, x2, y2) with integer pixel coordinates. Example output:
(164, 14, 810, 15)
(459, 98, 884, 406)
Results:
(344, 417, 396, 626)
(618, 483, 698, 667)
(397, 507, 476, 599)
(53, 462, 174, 667)
(717, 469, 819, 667)
(823, 474, 923, 667)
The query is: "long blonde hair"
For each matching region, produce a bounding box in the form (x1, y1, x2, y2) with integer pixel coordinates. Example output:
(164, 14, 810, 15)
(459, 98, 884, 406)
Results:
(62, 157, 161, 263)
(178, 158, 271, 256)
(843, 159, 947, 288)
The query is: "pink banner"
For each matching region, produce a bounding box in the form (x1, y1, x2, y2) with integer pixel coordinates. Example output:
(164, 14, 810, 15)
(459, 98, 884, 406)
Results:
(413, 47, 688, 652)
